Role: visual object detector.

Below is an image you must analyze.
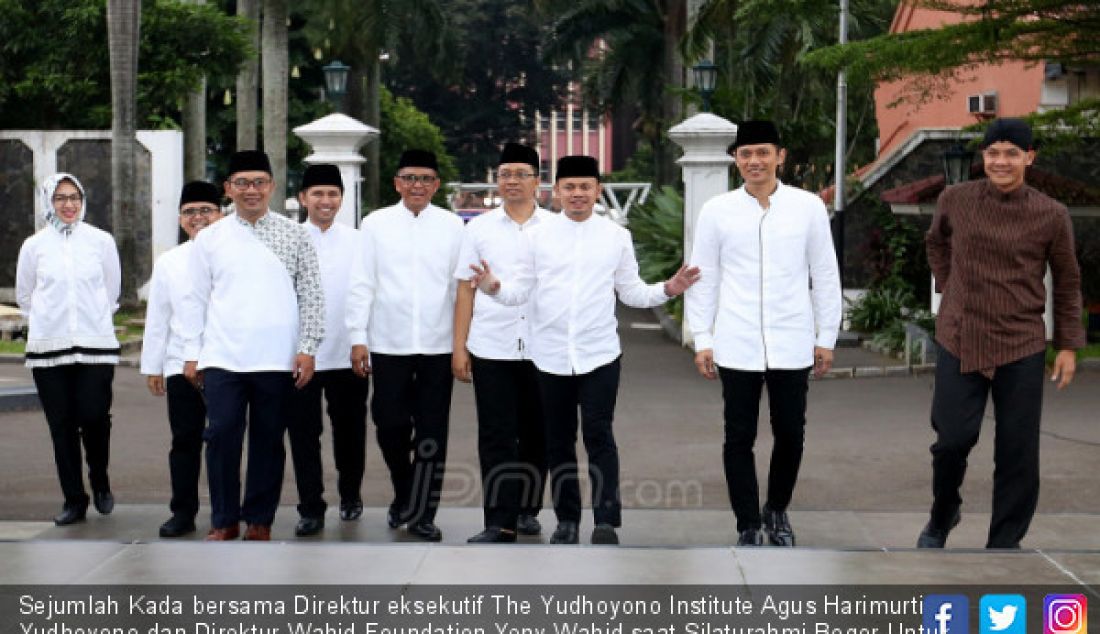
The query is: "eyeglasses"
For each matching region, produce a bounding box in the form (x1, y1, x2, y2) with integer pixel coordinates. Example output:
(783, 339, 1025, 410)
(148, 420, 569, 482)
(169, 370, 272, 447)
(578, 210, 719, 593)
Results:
(229, 177, 272, 191)
(398, 174, 438, 185)
(52, 194, 83, 205)
(180, 206, 221, 217)
(498, 170, 536, 181)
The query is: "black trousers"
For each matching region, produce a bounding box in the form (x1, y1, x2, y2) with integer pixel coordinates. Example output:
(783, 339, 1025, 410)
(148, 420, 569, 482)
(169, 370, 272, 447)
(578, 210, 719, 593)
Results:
(536, 357, 622, 526)
(371, 353, 453, 525)
(32, 364, 115, 509)
(288, 368, 369, 518)
(165, 374, 207, 519)
(718, 366, 810, 532)
(929, 347, 1045, 548)
(202, 369, 291, 528)
(470, 355, 547, 530)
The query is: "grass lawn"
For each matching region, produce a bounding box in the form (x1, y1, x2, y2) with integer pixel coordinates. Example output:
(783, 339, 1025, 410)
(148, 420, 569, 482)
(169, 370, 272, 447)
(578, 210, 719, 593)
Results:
(1046, 342, 1100, 365)
(0, 307, 146, 356)
(1077, 343, 1100, 359)
(0, 340, 24, 355)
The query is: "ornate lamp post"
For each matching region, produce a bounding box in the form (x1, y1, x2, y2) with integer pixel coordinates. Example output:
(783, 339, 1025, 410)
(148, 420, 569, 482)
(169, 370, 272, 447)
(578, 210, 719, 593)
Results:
(322, 60, 351, 113)
(692, 60, 718, 113)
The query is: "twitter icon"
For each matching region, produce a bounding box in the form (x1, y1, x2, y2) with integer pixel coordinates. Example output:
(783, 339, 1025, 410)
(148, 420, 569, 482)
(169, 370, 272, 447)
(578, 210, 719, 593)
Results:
(981, 595, 1027, 634)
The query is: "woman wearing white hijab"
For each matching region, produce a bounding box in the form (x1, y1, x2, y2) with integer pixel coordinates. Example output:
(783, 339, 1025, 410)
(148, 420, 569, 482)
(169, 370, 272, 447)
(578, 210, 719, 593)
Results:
(15, 173, 121, 526)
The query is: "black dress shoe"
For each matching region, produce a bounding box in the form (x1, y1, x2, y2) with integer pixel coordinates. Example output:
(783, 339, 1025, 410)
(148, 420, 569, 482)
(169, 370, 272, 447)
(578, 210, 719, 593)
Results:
(407, 522, 443, 542)
(762, 503, 795, 547)
(340, 500, 363, 521)
(467, 527, 517, 543)
(591, 523, 619, 545)
(917, 511, 961, 548)
(736, 528, 763, 546)
(93, 490, 114, 515)
(54, 505, 87, 526)
(295, 516, 325, 537)
(549, 521, 579, 544)
(517, 514, 542, 535)
(159, 515, 196, 538)
(386, 507, 405, 529)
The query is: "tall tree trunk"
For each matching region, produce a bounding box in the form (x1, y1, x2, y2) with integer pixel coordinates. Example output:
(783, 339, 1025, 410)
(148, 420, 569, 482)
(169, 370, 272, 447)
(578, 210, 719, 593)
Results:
(659, 0, 687, 186)
(182, 0, 207, 182)
(183, 75, 207, 181)
(262, 0, 289, 214)
(107, 0, 141, 307)
(236, 0, 261, 151)
(363, 60, 381, 212)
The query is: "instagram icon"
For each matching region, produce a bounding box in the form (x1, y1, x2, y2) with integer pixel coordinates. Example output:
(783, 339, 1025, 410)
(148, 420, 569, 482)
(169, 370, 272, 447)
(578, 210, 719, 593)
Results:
(1045, 595, 1088, 634)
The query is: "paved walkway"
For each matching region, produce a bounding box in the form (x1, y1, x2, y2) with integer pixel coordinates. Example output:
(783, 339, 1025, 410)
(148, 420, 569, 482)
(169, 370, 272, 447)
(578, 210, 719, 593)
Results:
(1, 307, 1098, 586)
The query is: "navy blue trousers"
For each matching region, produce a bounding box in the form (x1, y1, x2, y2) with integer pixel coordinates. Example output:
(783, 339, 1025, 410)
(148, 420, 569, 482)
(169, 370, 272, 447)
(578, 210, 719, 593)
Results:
(202, 369, 291, 528)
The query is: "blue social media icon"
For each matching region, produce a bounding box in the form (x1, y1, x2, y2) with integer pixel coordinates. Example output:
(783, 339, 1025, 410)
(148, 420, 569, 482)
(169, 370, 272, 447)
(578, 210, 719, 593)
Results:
(925, 595, 971, 634)
(981, 595, 1026, 634)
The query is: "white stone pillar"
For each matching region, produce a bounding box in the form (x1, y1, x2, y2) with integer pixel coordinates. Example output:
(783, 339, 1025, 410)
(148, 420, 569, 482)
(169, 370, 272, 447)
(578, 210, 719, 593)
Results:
(668, 113, 738, 345)
(669, 113, 737, 263)
(293, 113, 379, 228)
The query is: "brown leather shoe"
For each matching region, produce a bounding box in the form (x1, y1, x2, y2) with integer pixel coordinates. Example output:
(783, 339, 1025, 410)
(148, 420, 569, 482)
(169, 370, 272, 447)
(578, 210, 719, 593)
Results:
(205, 525, 240, 541)
(243, 524, 271, 541)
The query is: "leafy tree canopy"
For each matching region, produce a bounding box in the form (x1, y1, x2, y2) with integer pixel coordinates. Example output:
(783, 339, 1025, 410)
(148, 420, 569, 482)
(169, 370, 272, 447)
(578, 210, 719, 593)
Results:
(683, 0, 896, 186)
(377, 86, 458, 209)
(0, 0, 250, 129)
(804, 0, 1100, 86)
(385, 0, 567, 180)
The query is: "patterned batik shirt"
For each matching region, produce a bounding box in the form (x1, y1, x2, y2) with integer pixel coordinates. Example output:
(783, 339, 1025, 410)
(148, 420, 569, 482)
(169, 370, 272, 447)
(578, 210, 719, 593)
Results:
(236, 211, 325, 356)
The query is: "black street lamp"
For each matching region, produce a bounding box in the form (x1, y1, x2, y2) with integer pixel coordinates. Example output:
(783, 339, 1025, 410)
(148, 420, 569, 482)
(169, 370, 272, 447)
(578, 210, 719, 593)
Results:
(323, 60, 351, 112)
(943, 142, 974, 185)
(692, 60, 718, 113)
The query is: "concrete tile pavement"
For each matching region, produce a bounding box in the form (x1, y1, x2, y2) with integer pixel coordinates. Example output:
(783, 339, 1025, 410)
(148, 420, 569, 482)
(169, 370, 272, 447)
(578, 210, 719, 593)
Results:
(1, 306, 1098, 585)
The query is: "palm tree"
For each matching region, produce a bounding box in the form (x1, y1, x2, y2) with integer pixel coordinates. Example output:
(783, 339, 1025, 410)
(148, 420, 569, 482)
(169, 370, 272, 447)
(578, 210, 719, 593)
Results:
(236, 0, 260, 152)
(683, 0, 894, 185)
(538, 0, 688, 186)
(107, 0, 141, 306)
(262, 0, 289, 213)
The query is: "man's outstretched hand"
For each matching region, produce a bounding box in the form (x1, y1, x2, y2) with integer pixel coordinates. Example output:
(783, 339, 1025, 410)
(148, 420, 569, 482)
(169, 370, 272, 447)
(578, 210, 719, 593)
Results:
(664, 264, 701, 297)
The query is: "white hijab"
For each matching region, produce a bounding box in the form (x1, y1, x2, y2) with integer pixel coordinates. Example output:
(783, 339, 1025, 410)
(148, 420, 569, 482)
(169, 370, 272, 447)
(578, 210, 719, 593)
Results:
(40, 172, 88, 235)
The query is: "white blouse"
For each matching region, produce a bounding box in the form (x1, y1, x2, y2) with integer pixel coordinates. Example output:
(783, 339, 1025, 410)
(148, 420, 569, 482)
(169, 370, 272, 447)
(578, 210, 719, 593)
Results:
(16, 223, 121, 368)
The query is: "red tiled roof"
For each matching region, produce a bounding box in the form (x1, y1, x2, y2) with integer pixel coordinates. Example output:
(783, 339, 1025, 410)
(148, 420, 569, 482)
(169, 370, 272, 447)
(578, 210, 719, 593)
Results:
(880, 173, 945, 204)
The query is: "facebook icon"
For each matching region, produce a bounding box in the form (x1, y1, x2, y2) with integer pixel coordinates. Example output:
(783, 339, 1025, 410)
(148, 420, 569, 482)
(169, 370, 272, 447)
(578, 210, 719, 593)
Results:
(924, 595, 970, 634)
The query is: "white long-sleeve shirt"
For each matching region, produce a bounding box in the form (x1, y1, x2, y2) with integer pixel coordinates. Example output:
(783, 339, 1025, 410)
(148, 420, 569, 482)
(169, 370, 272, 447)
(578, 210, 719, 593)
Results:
(140, 241, 194, 378)
(686, 182, 842, 371)
(180, 211, 323, 372)
(16, 223, 121, 368)
(303, 220, 358, 371)
(346, 202, 464, 355)
(494, 211, 670, 376)
(453, 206, 551, 360)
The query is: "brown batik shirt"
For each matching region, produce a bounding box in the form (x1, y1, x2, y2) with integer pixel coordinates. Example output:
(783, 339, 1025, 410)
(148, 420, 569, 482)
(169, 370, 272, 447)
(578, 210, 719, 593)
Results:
(926, 179, 1085, 375)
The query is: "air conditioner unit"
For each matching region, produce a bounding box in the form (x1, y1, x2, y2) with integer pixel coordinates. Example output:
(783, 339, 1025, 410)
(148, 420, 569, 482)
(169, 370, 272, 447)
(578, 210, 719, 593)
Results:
(967, 92, 998, 114)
